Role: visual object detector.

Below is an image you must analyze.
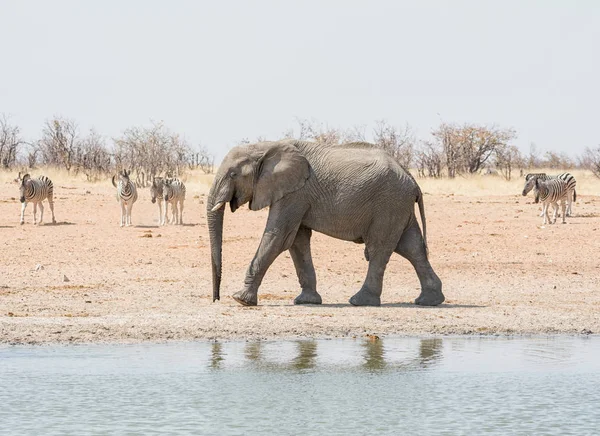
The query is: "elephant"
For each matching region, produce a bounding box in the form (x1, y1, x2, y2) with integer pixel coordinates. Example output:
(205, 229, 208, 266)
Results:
(207, 139, 444, 307)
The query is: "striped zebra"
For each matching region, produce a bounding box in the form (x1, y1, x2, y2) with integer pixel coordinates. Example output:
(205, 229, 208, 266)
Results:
(150, 176, 166, 225)
(162, 178, 186, 225)
(18, 173, 56, 225)
(112, 169, 138, 227)
(524, 173, 577, 216)
(523, 177, 569, 224)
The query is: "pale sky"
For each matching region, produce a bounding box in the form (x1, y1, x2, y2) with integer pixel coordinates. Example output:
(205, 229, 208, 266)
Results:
(1, 0, 599, 161)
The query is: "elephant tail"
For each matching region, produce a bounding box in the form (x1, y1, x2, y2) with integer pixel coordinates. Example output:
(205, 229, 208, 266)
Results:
(417, 191, 429, 258)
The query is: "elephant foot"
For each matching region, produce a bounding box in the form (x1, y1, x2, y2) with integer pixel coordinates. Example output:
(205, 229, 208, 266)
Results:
(232, 290, 258, 306)
(349, 289, 381, 307)
(294, 289, 322, 305)
(415, 287, 445, 306)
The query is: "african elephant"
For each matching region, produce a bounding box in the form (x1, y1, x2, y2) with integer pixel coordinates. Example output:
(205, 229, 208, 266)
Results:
(207, 140, 444, 307)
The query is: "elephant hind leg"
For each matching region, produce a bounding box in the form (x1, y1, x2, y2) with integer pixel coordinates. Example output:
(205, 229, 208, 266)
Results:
(349, 241, 396, 307)
(290, 227, 321, 305)
(395, 219, 444, 306)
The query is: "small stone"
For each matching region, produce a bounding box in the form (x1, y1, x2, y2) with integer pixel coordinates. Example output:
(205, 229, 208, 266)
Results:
(63, 275, 70, 282)
(35, 264, 44, 271)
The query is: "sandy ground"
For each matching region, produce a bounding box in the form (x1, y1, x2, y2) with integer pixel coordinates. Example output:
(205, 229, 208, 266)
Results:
(1, 171, 600, 344)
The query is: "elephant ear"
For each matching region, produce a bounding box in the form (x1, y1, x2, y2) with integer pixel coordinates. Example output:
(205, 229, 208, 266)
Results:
(251, 143, 310, 211)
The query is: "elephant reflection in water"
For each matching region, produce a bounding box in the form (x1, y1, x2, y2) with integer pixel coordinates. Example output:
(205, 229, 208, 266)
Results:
(208, 339, 444, 372)
(242, 341, 318, 371)
(210, 342, 225, 370)
(362, 338, 443, 371)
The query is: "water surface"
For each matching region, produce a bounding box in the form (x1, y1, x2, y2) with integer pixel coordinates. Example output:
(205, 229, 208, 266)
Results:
(1, 336, 599, 435)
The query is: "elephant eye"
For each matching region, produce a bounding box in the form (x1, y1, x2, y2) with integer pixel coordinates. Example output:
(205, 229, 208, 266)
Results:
(230, 171, 237, 178)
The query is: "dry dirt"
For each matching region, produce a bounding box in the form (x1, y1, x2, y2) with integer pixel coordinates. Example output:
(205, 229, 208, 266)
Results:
(1, 172, 599, 344)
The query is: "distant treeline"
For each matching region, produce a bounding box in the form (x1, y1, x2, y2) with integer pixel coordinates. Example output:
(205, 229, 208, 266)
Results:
(0, 115, 214, 185)
(1, 115, 599, 182)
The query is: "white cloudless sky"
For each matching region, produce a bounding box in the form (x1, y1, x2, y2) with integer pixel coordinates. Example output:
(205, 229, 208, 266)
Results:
(1, 0, 598, 161)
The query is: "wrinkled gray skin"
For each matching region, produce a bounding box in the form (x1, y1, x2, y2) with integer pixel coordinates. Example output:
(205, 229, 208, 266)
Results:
(207, 140, 444, 307)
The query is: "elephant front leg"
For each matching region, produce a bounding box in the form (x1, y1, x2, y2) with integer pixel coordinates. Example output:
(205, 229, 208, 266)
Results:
(233, 225, 299, 306)
(395, 220, 444, 306)
(290, 227, 321, 305)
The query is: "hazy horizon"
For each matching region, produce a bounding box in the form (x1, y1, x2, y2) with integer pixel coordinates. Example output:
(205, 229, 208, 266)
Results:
(1, 1, 599, 162)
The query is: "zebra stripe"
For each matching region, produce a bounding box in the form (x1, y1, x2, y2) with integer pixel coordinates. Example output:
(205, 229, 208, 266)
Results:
(532, 178, 569, 225)
(112, 170, 138, 227)
(18, 173, 56, 225)
(523, 172, 577, 216)
(163, 178, 186, 225)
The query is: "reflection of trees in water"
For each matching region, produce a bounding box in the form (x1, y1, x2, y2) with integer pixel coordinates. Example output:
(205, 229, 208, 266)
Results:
(210, 342, 224, 370)
(231, 338, 444, 372)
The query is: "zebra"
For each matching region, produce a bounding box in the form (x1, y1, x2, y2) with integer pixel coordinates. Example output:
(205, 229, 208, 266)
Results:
(112, 169, 138, 227)
(150, 176, 167, 225)
(17, 172, 56, 225)
(163, 178, 186, 225)
(524, 173, 577, 216)
(522, 177, 569, 225)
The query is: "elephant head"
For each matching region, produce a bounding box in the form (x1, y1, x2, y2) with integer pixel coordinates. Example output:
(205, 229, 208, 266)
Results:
(207, 141, 310, 301)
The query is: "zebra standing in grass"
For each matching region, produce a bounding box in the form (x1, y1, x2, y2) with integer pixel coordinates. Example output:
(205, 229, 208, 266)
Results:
(150, 176, 167, 225)
(524, 173, 577, 217)
(163, 178, 186, 225)
(17, 173, 56, 225)
(112, 169, 138, 227)
(522, 177, 569, 225)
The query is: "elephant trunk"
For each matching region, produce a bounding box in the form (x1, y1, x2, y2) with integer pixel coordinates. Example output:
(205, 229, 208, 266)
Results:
(207, 181, 226, 302)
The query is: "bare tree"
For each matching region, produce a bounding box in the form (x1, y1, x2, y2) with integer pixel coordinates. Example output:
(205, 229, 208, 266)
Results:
(432, 123, 516, 177)
(415, 141, 443, 178)
(581, 146, 600, 178)
(527, 142, 540, 168)
(189, 145, 215, 174)
(432, 123, 459, 178)
(77, 129, 112, 181)
(542, 150, 574, 169)
(113, 121, 194, 185)
(371, 120, 415, 169)
(495, 145, 524, 180)
(38, 117, 80, 171)
(0, 114, 23, 169)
